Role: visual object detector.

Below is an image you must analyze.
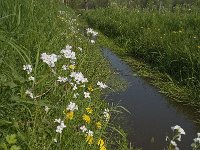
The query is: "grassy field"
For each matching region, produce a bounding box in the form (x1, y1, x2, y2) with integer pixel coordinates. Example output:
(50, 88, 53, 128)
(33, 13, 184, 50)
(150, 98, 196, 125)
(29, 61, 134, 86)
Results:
(84, 6, 200, 107)
(0, 1, 131, 149)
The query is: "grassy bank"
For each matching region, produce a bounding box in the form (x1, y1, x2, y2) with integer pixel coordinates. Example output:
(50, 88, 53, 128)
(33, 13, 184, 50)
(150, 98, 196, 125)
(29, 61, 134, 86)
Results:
(0, 1, 131, 149)
(84, 7, 200, 110)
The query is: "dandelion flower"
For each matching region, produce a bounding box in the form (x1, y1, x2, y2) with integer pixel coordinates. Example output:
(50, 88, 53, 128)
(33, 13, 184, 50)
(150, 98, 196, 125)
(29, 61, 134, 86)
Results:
(96, 121, 102, 129)
(66, 111, 74, 120)
(86, 107, 93, 114)
(98, 139, 105, 147)
(88, 85, 94, 92)
(100, 145, 106, 150)
(83, 114, 91, 124)
(86, 135, 93, 145)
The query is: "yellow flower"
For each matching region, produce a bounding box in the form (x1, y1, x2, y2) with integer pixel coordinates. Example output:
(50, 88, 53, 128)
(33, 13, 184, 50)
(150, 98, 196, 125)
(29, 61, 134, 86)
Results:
(96, 121, 102, 129)
(100, 145, 106, 150)
(86, 107, 93, 114)
(83, 114, 91, 124)
(69, 65, 75, 70)
(98, 139, 104, 147)
(86, 135, 93, 144)
(88, 85, 94, 92)
(198, 46, 200, 49)
(66, 111, 74, 120)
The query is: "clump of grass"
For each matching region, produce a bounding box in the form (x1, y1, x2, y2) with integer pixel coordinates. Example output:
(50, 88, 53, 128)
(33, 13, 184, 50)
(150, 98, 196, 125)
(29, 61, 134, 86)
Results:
(0, 0, 131, 149)
(83, 6, 200, 106)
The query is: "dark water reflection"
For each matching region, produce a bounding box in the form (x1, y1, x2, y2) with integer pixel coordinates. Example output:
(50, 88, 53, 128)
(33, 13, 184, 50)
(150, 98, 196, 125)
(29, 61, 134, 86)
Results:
(101, 47, 199, 150)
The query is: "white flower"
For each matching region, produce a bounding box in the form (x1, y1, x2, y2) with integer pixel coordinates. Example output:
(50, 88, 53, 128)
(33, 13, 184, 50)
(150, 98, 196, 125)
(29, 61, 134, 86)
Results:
(57, 76, 68, 83)
(97, 81, 108, 89)
(170, 140, 177, 147)
(60, 45, 76, 60)
(56, 121, 66, 133)
(66, 102, 78, 111)
(103, 108, 110, 121)
(23, 64, 32, 74)
(194, 138, 200, 143)
(84, 92, 90, 98)
(45, 106, 50, 113)
(90, 40, 95, 44)
(70, 72, 88, 84)
(53, 139, 57, 143)
(41, 53, 58, 67)
(171, 125, 185, 135)
(73, 93, 79, 98)
(78, 47, 82, 51)
(197, 133, 200, 138)
(28, 76, 35, 81)
(62, 65, 67, 70)
(54, 118, 61, 123)
(25, 89, 34, 99)
(73, 84, 77, 90)
(80, 125, 87, 132)
(86, 28, 98, 37)
(86, 130, 94, 136)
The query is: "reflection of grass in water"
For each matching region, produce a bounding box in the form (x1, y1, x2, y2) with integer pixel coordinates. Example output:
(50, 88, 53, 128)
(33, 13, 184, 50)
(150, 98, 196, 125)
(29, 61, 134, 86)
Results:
(93, 30, 200, 125)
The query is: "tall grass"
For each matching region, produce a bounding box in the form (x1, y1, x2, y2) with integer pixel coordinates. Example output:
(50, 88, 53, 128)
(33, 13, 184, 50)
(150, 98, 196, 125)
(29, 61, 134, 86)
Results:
(84, 6, 200, 103)
(0, 0, 130, 149)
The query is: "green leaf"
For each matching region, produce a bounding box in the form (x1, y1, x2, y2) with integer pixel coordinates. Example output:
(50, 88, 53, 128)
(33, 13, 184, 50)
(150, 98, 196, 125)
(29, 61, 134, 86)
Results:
(10, 145, 21, 150)
(6, 134, 17, 145)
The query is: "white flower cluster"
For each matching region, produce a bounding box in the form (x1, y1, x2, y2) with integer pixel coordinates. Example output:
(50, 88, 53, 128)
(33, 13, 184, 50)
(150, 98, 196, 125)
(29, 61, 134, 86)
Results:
(166, 125, 186, 150)
(80, 125, 87, 133)
(84, 92, 90, 98)
(86, 28, 98, 37)
(54, 119, 66, 134)
(70, 72, 88, 84)
(103, 108, 110, 122)
(191, 133, 200, 149)
(171, 125, 186, 141)
(23, 64, 32, 74)
(25, 89, 34, 99)
(23, 64, 35, 82)
(97, 81, 108, 89)
(60, 45, 76, 60)
(86, 130, 94, 136)
(57, 76, 68, 83)
(66, 102, 78, 112)
(41, 53, 58, 67)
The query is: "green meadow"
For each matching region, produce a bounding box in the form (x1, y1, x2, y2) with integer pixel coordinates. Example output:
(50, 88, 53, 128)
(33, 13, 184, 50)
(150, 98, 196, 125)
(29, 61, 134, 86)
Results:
(84, 5, 200, 107)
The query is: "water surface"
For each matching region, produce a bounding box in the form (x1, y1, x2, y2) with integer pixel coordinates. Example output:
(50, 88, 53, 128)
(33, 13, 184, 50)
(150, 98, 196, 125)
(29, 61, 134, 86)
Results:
(101, 47, 199, 150)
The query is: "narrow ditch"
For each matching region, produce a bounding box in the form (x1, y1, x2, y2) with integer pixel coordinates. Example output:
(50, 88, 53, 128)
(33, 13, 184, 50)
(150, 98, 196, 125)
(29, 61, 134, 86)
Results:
(101, 47, 199, 150)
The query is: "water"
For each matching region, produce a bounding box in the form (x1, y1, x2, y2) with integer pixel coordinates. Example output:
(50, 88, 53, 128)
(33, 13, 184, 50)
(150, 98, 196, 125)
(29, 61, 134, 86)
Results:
(101, 47, 199, 150)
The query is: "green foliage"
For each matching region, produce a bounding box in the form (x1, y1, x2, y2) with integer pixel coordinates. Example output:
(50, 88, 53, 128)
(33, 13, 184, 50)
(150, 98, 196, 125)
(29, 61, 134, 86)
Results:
(0, 0, 130, 149)
(84, 6, 200, 104)
(0, 134, 21, 150)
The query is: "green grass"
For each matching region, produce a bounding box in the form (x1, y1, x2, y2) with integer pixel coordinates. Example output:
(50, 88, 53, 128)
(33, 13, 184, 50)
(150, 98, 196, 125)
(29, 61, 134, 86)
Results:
(83, 6, 200, 111)
(0, 1, 132, 149)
